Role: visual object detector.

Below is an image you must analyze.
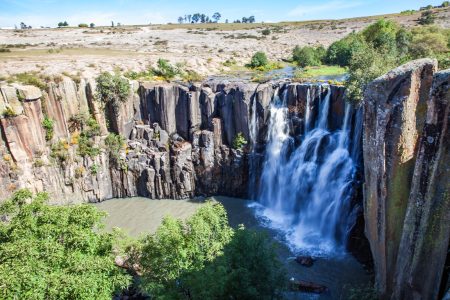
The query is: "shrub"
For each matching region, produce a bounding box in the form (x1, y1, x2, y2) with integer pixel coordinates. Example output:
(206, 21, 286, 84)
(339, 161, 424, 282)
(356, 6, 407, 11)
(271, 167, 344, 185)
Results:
(232, 132, 248, 150)
(151, 59, 180, 80)
(105, 133, 126, 168)
(186, 226, 286, 299)
(78, 23, 89, 28)
(42, 117, 54, 141)
(90, 163, 99, 175)
(137, 202, 234, 297)
(96, 72, 130, 115)
(293, 46, 325, 67)
(2, 106, 17, 118)
(249, 51, 269, 68)
(0, 189, 131, 299)
(418, 11, 436, 25)
(261, 29, 271, 36)
(13, 72, 47, 90)
(443, 1, 450, 7)
(362, 19, 399, 52)
(77, 133, 100, 158)
(50, 139, 70, 163)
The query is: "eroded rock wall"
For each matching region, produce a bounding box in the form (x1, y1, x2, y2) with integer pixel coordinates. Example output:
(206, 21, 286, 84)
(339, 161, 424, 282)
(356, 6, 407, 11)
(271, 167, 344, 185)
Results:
(363, 59, 449, 299)
(0, 77, 346, 203)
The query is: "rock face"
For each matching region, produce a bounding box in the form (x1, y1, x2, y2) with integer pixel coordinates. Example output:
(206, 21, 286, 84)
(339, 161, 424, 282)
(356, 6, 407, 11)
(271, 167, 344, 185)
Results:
(363, 59, 449, 299)
(393, 70, 450, 300)
(0, 77, 347, 203)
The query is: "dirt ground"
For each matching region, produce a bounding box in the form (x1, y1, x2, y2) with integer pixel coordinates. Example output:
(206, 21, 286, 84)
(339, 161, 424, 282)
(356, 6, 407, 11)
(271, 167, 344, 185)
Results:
(0, 7, 448, 78)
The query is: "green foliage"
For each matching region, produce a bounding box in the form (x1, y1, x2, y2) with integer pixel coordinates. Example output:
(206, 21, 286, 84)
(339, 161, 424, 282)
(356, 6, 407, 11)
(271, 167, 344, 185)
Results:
(95, 72, 130, 114)
(42, 117, 54, 141)
(186, 227, 286, 300)
(293, 45, 325, 67)
(249, 51, 269, 68)
(261, 28, 271, 36)
(105, 133, 126, 169)
(77, 133, 100, 158)
(443, 1, 450, 7)
(2, 106, 17, 118)
(181, 69, 204, 82)
(345, 42, 396, 102)
(418, 11, 436, 25)
(50, 139, 70, 163)
(325, 33, 366, 66)
(232, 132, 248, 150)
(0, 189, 131, 299)
(138, 202, 233, 297)
(152, 59, 180, 80)
(78, 23, 89, 28)
(58, 21, 69, 27)
(362, 19, 399, 51)
(13, 72, 47, 90)
(90, 163, 99, 175)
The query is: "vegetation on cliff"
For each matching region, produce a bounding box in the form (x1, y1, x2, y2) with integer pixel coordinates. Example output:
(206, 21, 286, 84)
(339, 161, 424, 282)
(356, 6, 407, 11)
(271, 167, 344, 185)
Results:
(0, 190, 131, 300)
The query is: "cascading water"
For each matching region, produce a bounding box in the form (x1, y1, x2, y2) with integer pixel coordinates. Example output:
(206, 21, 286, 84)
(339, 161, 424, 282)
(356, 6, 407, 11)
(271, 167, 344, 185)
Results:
(254, 85, 361, 255)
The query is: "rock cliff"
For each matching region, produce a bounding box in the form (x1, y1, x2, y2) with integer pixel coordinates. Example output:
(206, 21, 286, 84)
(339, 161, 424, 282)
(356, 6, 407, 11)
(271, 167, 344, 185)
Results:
(363, 59, 449, 299)
(0, 78, 346, 204)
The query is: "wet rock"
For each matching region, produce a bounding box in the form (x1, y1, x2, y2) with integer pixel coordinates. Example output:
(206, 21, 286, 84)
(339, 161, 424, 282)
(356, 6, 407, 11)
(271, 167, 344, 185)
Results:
(289, 278, 328, 294)
(295, 256, 314, 267)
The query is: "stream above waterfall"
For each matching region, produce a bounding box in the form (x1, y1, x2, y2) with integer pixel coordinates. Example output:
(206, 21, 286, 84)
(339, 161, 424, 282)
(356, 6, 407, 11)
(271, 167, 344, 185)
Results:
(94, 196, 371, 299)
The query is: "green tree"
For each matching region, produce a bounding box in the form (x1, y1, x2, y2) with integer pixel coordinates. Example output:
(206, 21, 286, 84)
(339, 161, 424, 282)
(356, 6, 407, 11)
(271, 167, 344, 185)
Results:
(249, 51, 269, 68)
(186, 226, 286, 300)
(138, 202, 233, 298)
(293, 46, 325, 67)
(0, 190, 131, 300)
(96, 72, 130, 117)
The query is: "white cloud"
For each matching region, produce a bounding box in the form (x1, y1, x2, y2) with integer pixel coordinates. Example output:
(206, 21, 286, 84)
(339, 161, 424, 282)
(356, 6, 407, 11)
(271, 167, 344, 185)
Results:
(288, 0, 363, 17)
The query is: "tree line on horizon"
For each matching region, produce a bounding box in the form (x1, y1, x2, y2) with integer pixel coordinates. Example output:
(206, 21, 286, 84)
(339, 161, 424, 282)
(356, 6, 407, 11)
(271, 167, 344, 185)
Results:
(177, 13, 256, 24)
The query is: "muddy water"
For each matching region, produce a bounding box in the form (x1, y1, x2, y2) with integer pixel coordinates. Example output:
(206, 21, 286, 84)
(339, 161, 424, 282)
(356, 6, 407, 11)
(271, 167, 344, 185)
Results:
(94, 196, 371, 299)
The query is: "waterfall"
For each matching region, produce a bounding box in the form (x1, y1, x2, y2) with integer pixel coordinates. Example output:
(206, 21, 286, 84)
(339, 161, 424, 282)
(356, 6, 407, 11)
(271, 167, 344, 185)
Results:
(254, 85, 360, 255)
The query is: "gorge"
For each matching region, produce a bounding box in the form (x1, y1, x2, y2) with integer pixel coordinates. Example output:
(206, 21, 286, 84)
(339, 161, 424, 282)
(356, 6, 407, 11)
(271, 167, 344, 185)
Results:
(0, 58, 449, 299)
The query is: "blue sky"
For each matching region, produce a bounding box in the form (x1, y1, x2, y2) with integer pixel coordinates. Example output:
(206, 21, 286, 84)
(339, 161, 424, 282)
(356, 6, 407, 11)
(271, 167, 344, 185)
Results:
(0, 0, 445, 28)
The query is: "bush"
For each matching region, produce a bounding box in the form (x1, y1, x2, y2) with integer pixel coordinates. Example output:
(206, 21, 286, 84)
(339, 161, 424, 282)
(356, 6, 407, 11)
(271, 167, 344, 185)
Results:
(78, 23, 89, 28)
(77, 133, 100, 158)
(418, 11, 436, 25)
(362, 19, 399, 51)
(293, 46, 325, 67)
(96, 72, 130, 115)
(151, 59, 180, 80)
(135, 202, 286, 299)
(249, 51, 269, 68)
(13, 72, 47, 90)
(138, 202, 233, 297)
(0, 190, 131, 299)
(233, 132, 248, 150)
(42, 117, 54, 141)
(105, 133, 126, 168)
(186, 226, 286, 299)
(50, 139, 70, 163)
(261, 29, 271, 36)
(325, 33, 364, 67)
(2, 106, 17, 118)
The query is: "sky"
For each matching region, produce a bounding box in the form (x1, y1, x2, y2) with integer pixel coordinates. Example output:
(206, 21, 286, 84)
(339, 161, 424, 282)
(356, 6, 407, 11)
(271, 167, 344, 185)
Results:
(0, 0, 445, 28)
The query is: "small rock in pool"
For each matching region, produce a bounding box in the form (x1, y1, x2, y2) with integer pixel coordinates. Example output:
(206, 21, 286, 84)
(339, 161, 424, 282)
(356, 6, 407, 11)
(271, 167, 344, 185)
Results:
(295, 255, 314, 267)
(289, 278, 328, 294)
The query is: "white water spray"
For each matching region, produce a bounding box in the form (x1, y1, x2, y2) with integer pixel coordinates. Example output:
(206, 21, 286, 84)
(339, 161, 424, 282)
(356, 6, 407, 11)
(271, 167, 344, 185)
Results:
(255, 85, 360, 255)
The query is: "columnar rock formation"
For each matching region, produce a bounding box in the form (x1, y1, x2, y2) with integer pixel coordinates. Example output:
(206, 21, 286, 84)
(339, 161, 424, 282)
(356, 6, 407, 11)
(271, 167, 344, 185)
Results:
(0, 78, 347, 204)
(363, 59, 449, 299)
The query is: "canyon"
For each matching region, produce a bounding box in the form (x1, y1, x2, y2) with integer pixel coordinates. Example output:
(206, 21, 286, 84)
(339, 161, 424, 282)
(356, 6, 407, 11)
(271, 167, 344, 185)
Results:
(0, 58, 448, 299)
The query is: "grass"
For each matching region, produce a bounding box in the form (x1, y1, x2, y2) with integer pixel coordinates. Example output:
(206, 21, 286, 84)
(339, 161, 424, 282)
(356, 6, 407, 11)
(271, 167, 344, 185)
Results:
(294, 65, 347, 78)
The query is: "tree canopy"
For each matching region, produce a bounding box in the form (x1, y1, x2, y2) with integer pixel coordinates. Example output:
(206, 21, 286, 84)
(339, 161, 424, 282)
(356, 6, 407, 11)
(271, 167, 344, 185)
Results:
(0, 189, 131, 300)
